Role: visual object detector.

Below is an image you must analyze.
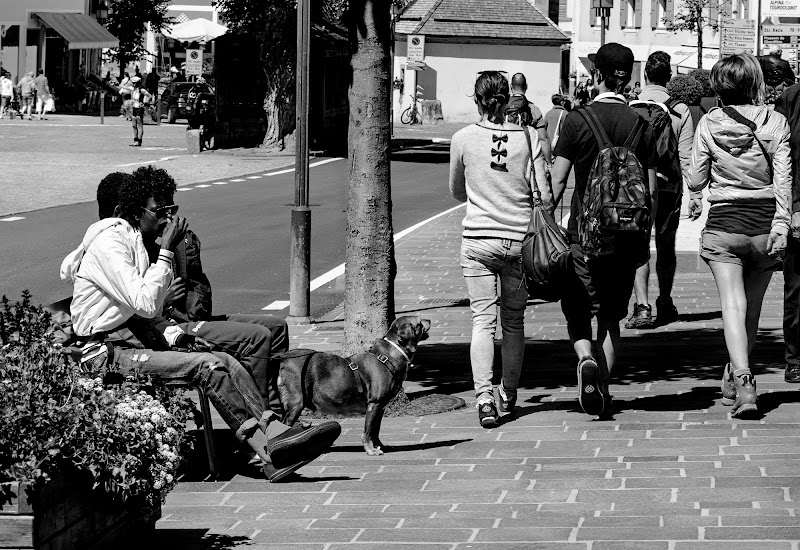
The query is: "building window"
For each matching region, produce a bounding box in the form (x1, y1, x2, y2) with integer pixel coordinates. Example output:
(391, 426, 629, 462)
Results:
(656, 0, 666, 28)
(627, 0, 637, 28)
(733, 0, 749, 18)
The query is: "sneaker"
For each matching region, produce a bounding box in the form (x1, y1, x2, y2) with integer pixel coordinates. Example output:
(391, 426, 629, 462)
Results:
(655, 296, 679, 326)
(785, 364, 800, 383)
(266, 421, 341, 469)
(497, 384, 516, 413)
(624, 303, 654, 329)
(263, 458, 314, 483)
(478, 400, 498, 428)
(577, 356, 605, 416)
(731, 370, 758, 418)
(720, 363, 736, 406)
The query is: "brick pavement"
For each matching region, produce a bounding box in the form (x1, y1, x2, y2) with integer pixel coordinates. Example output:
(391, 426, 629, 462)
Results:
(155, 209, 800, 548)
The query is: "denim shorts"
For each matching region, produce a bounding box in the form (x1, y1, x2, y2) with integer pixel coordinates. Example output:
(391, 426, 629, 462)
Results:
(700, 229, 781, 272)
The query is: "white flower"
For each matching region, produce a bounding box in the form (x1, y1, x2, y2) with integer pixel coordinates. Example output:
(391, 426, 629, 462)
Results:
(150, 413, 161, 424)
(153, 481, 163, 489)
(143, 422, 153, 431)
(165, 474, 173, 483)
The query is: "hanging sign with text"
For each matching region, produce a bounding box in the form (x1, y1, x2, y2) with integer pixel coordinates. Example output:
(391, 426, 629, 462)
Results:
(765, 0, 800, 16)
(185, 49, 203, 76)
(407, 35, 425, 62)
(720, 18, 756, 57)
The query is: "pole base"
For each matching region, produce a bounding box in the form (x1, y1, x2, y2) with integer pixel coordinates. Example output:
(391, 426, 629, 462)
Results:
(285, 315, 314, 325)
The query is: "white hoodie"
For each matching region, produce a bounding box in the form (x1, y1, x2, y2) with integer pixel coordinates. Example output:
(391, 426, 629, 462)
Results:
(60, 218, 174, 337)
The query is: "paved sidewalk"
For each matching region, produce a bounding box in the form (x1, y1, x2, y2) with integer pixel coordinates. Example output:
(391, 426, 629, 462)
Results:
(156, 209, 800, 548)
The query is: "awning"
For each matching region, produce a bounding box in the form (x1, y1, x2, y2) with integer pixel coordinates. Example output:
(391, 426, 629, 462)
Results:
(676, 49, 721, 73)
(163, 18, 227, 44)
(33, 12, 119, 50)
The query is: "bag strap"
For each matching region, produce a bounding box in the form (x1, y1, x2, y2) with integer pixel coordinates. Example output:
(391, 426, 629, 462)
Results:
(578, 105, 612, 150)
(623, 117, 645, 150)
(553, 109, 565, 142)
(522, 126, 543, 205)
(722, 106, 774, 180)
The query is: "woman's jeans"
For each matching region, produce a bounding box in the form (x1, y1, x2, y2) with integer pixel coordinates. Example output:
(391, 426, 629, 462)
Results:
(460, 237, 528, 402)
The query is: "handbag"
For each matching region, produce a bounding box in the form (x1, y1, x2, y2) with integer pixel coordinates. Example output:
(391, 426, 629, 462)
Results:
(44, 95, 55, 113)
(521, 127, 571, 302)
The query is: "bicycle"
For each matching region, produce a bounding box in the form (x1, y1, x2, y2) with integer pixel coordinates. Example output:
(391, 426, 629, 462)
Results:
(400, 90, 422, 125)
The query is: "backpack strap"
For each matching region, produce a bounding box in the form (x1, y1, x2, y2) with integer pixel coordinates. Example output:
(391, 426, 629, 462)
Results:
(578, 105, 612, 150)
(664, 96, 682, 118)
(722, 106, 774, 180)
(623, 117, 645, 150)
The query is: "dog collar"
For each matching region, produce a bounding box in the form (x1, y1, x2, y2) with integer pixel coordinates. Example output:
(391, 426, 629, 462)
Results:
(383, 337, 411, 364)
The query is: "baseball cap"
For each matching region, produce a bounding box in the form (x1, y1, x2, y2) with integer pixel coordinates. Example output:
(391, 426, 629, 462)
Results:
(130, 76, 141, 83)
(594, 42, 634, 78)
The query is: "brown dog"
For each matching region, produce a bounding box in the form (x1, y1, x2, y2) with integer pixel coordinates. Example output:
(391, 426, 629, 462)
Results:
(276, 316, 431, 455)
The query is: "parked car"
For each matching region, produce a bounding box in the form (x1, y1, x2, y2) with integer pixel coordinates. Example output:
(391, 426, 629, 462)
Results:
(160, 81, 215, 124)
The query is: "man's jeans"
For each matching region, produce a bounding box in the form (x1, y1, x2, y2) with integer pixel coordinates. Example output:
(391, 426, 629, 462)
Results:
(112, 348, 272, 441)
(180, 314, 289, 413)
(460, 237, 528, 402)
(784, 238, 800, 366)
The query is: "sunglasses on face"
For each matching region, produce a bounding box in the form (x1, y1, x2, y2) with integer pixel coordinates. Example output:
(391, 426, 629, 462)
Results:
(143, 204, 179, 220)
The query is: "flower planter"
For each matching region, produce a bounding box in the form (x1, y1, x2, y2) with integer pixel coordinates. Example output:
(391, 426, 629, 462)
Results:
(0, 474, 160, 550)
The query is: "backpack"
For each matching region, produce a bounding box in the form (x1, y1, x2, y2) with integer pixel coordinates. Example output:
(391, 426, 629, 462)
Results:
(628, 97, 682, 194)
(576, 105, 652, 258)
(505, 94, 533, 126)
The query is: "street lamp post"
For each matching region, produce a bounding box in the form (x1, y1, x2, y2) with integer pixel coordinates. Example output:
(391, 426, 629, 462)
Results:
(93, 0, 110, 125)
(288, 0, 312, 322)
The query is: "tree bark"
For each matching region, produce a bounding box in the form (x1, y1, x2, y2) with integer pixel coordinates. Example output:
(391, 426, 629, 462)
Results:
(262, 79, 296, 149)
(697, 8, 703, 70)
(343, 0, 395, 355)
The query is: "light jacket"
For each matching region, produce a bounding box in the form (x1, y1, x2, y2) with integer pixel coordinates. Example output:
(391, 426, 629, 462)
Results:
(688, 105, 792, 235)
(60, 218, 174, 337)
(635, 84, 695, 193)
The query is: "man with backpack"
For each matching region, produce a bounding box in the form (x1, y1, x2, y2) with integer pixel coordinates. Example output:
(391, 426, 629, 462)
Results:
(549, 43, 658, 418)
(506, 73, 552, 163)
(625, 51, 698, 329)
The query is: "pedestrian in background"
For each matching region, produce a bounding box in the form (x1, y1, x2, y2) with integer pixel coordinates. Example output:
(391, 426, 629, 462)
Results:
(129, 76, 152, 147)
(0, 71, 13, 119)
(34, 69, 50, 121)
(450, 70, 549, 428)
(550, 43, 657, 419)
(118, 72, 133, 120)
(770, 57, 800, 384)
(626, 51, 696, 330)
(689, 53, 790, 417)
(17, 72, 35, 120)
(505, 73, 552, 164)
(543, 93, 567, 150)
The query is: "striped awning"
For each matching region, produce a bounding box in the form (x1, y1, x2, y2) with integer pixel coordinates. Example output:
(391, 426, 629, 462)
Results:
(33, 12, 119, 50)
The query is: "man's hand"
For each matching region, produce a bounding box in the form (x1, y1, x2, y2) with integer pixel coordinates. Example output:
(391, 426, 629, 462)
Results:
(768, 229, 788, 260)
(164, 277, 186, 308)
(688, 198, 703, 221)
(161, 215, 188, 251)
(791, 212, 800, 240)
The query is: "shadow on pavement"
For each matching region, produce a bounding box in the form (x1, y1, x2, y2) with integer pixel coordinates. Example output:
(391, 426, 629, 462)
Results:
(328, 438, 471, 454)
(391, 143, 450, 164)
(153, 530, 251, 549)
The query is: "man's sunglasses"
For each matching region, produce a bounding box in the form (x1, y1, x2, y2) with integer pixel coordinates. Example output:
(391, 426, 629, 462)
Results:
(143, 204, 179, 220)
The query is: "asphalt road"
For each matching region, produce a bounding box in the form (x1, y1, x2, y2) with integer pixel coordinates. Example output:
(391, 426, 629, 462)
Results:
(0, 143, 454, 319)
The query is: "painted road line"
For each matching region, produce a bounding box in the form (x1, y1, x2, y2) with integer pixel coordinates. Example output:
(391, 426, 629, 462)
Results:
(116, 155, 180, 167)
(0, 216, 25, 221)
(230, 178, 245, 182)
(247, 175, 262, 179)
(177, 188, 191, 192)
(263, 157, 344, 178)
(264, 168, 294, 177)
(195, 184, 211, 188)
(211, 181, 228, 185)
(262, 203, 467, 309)
(262, 300, 291, 311)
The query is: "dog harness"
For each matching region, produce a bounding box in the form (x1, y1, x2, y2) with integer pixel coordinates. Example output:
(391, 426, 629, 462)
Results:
(348, 337, 412, 394)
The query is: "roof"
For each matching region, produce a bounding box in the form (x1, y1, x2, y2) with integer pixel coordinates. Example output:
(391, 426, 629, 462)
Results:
(33, 12, 119, 50)
(395, 0, 568, 44)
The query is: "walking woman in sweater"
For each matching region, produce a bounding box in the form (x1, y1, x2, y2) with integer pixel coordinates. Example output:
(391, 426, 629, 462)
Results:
(449, 71, 550, 427)
(689, 54, 791, 417)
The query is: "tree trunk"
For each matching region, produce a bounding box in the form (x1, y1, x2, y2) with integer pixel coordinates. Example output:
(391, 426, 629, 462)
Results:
(261, 62, 296, 149)
(697, 9, 704, 70)
(343, 0, 395, 355)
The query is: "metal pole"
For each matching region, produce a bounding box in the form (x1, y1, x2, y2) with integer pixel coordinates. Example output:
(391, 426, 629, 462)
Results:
(600, 9, 606, 47)
(756, 0, 762, 56)
(100, 91, 104, 124)
(289, 0, 312, 322)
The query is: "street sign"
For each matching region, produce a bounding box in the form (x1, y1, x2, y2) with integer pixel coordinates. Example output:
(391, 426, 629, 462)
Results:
(407, 35, 425, 62)
(764, 0, 800, 17)
(720, 18, 755, 57)
(762, 24, 800, 35)
(185, 49, 203, 76)
(764, 35, 800, 44)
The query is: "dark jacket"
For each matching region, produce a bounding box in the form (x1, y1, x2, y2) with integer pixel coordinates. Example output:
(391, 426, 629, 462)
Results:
(146, 229, 213, 322)
(774, 83, 800, 214)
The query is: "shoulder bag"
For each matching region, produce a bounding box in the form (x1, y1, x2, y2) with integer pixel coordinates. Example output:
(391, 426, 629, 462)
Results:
(521, 127, 571, 302)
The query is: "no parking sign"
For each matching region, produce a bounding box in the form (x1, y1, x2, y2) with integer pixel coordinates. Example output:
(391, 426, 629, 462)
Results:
(185, 49, 203, 76)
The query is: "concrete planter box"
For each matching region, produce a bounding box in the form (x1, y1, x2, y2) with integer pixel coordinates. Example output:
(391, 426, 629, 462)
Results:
(0, 474, 160, 550)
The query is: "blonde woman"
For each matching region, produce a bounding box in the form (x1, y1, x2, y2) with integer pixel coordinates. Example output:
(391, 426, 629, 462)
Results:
(689, 53, 791, 417)
(449, 71, 549, 427)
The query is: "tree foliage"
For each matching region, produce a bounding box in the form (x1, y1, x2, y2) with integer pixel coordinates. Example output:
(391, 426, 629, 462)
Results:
(104, 0, 173, 65)
(665, 0, 725, 69)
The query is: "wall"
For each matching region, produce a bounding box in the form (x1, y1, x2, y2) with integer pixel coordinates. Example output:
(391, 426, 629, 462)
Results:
(393, 41, 562, 123)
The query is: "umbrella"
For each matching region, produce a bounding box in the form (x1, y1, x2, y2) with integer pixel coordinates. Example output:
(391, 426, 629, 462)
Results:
(163, 18, 227, 43)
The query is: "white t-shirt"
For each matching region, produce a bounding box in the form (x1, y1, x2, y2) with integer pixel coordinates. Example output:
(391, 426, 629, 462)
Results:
(0, 77, 13, 97)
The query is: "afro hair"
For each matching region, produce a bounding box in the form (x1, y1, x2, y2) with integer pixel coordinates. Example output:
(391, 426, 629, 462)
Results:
(97, 172, 134, 219)
(131, 165, 178, 204)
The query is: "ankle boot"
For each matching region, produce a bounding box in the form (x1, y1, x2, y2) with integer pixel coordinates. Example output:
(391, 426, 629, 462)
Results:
(731, 370, 758, 418)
